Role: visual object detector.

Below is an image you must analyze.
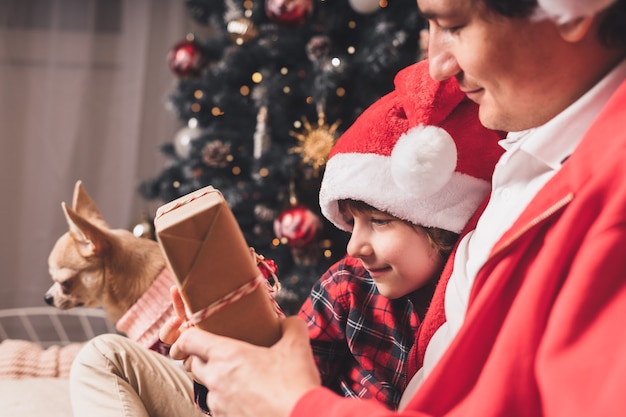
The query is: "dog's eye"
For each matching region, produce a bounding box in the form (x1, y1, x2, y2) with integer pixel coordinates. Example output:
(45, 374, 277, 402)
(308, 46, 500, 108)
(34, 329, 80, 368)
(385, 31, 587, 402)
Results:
(60, 280, 72, 293)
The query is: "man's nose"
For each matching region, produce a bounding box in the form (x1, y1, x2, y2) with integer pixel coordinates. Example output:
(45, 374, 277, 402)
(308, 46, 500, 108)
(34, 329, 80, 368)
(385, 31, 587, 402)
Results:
(427, 28, 461, 81)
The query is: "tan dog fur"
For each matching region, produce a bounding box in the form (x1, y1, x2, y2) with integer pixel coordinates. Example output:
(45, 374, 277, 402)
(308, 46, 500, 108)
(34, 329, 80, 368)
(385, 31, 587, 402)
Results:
(45, 181, 166, 324)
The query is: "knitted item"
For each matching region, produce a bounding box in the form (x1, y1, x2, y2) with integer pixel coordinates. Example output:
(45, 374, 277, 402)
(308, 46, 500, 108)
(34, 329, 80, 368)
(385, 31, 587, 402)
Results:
(115, 267, 176, 354)
(0, 339, 84, 379)
(0, 268, 174, 380)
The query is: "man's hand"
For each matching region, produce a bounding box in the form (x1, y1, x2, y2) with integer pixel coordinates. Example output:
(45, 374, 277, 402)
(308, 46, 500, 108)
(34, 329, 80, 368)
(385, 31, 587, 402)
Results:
(170, 315, 321, 417)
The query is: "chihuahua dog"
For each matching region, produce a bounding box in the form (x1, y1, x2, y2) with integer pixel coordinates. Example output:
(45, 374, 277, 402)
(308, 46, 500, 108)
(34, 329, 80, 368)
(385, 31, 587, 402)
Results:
(45, 181, 168, 325)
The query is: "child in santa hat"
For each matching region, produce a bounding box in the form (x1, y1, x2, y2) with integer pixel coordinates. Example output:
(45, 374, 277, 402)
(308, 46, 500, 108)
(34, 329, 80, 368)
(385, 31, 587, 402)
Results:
(298, 59, 505, 410)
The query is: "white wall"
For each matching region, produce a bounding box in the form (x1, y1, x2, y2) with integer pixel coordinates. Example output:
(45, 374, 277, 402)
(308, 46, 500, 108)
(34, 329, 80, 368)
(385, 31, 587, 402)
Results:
(0, 0, 187, 308)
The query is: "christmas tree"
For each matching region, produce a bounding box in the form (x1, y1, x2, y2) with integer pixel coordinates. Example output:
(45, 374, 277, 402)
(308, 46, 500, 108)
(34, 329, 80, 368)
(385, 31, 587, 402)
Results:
(139, 0, 427, 314)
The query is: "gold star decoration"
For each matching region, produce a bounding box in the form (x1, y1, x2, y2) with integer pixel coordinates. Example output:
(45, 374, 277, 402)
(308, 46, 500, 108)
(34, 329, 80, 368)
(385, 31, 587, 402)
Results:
(290, 112, 340, 175)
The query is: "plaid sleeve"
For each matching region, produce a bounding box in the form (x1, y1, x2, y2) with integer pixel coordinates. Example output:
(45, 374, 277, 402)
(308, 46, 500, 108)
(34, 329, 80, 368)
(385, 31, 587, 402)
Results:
(298, 257, 359, 386)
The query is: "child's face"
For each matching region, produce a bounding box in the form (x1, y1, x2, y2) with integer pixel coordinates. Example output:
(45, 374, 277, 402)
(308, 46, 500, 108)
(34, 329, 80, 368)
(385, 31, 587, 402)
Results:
(345, 208, 443, 299)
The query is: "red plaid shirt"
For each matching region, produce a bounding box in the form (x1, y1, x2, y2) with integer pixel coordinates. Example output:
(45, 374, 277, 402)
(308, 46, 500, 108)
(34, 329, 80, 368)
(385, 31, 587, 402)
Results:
(298, 255, 435, 410)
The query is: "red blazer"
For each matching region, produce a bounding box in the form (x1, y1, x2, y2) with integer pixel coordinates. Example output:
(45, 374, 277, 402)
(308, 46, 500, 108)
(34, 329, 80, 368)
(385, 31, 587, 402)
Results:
(293, 77, 626, 417)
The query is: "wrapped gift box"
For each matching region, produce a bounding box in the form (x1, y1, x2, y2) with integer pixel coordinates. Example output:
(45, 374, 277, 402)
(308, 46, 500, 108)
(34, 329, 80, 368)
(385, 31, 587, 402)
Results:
(154, 186, 281, 347)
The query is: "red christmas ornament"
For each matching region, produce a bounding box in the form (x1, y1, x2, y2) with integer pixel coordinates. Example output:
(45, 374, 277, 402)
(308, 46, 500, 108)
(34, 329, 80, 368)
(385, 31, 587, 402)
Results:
(274, 205, 321, 247)
(167, 38, 207, 78)
(256, 256, 278, 280)
(265, 0, 313, 27)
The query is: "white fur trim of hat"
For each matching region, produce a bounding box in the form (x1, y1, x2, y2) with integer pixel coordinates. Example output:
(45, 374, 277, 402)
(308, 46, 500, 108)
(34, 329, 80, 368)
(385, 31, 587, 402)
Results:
(319, 60, 505, 234)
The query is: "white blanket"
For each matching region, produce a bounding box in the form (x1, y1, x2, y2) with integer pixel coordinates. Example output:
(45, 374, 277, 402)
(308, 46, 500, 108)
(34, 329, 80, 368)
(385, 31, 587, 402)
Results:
(0, 378, 72, 417)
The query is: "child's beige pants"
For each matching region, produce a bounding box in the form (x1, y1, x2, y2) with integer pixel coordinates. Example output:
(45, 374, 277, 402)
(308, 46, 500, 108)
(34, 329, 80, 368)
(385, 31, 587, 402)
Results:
(70, 333, 206, 417)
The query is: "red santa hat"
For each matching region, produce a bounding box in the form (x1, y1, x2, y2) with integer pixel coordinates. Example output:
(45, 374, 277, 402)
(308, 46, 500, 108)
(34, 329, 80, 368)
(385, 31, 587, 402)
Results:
(319, 60, 505, 234)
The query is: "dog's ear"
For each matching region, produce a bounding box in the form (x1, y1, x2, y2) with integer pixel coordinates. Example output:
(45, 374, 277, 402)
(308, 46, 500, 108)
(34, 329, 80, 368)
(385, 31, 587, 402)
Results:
(72, 180, 110, 228)
(62, 201, 111, 258)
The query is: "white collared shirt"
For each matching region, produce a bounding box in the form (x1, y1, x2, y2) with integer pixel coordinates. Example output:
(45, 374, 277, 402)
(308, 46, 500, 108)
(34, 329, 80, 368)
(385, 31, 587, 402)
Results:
(399, 59, 626, 410)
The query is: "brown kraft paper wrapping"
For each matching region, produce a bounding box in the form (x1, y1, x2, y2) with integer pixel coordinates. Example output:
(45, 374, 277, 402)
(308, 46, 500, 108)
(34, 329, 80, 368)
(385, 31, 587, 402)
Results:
(154, 186, 282, 347)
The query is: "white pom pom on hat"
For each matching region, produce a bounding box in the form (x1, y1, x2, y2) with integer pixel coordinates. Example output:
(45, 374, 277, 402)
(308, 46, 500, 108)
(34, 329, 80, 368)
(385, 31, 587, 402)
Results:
(319, 60, 505, 234)
(391, 125, 458, 197)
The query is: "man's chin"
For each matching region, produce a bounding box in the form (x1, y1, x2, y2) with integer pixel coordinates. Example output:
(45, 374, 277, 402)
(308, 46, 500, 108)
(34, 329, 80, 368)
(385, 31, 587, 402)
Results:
(478, 107, 505, 131)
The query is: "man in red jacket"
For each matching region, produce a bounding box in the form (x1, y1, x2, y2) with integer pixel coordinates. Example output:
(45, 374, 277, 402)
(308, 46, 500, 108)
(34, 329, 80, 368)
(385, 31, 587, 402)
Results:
(170, 0, 626, 416)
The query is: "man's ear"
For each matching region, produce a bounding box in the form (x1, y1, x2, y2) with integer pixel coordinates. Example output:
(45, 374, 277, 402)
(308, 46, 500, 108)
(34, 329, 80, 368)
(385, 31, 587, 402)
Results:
(558, 16, 594, 42)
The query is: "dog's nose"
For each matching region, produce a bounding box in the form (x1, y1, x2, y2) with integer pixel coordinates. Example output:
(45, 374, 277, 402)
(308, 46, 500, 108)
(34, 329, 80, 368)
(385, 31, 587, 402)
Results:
(44, 294, 54, 306)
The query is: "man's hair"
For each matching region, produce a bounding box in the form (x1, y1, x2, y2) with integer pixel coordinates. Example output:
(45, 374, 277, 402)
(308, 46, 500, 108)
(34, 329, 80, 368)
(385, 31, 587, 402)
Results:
(482, 0, 626, 48)
(338, 199, 459, 261)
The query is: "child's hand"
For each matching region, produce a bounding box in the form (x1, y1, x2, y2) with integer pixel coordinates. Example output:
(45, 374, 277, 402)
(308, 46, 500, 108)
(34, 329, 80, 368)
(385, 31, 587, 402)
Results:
(159, 285, 190, 346)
